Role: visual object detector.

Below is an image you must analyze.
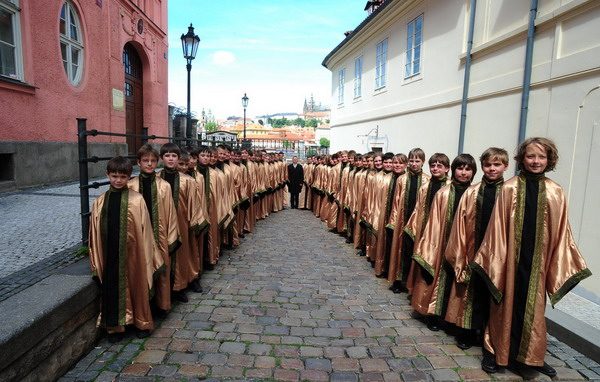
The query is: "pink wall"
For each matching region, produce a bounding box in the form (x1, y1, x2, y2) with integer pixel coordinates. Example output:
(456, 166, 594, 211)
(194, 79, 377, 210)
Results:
(0, 0, 168, 143)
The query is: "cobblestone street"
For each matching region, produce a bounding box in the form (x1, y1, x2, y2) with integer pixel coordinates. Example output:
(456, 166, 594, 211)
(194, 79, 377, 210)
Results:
(61, 208, 600, 381)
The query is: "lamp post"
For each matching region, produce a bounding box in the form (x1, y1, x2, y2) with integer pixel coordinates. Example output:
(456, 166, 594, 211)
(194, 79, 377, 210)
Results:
(241, 93, 250, 148)
(181, 24, 200, 145)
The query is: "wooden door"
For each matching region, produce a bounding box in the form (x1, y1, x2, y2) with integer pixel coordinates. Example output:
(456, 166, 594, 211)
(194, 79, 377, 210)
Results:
(123, 44, 143, 155)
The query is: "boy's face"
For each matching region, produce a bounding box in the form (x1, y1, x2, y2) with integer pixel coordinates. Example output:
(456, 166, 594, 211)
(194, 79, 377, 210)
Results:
(393, 159, 407, 174)
(161, 152, 179, 169)
(209, 153, 218, 165)
(177, 159, 189, 173)
(198, 151, 210, 166)
(453, 165, 474, 183)
(349, 156, 355, 165)
(408, 156, 424, 172)
(523, 143, 547, 174)
(383, 158, 393, 171)
(367, 157, 374, 169)
(138, 154, 158, 174)
(107, 172, 129, 189)
(241, 151, 249, 160)
(341, 153, 348, 163)
(373, 156, 383, 170)
(482, 158, 508, 181)
(429, 161, 449, 179)
(217, 149, 228, 162)
(188, 156, 198, 169)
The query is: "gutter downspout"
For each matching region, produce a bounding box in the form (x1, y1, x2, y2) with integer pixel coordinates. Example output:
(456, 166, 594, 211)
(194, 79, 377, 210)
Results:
(457, 0, 477, 154)
(518, 0, 539, 145)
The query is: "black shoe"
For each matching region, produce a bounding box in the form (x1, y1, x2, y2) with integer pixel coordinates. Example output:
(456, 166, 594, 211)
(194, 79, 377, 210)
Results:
(190, 279, 203, 293)
(239, 233, 245, 239)
(456, 334, 473, 350)
(107, 332, 124, 343)
(426, 317, 442, 332)
(481, 354, 498, 374)
(356, 249, 364, 256)
(172, 290, 189, 303)
(155, 308, 168, 319)
(533, 362, 556, 378)
(136, 329, 151, 339)
(345, 237, 353, 244)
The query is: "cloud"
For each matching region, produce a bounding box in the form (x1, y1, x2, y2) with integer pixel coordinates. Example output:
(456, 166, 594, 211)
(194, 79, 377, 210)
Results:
(211, 51, 236, 66)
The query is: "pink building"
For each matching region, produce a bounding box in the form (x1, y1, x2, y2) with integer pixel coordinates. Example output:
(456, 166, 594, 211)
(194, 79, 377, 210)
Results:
(0, 0, 168, 189)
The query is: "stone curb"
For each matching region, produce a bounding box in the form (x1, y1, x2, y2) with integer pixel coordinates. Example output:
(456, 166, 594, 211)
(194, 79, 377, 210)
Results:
(0, 259, 100, 381)
(546, 306, 600, 363)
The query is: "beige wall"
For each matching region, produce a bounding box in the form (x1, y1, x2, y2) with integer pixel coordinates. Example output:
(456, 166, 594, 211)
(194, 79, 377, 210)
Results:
(326, 0, 600, 299)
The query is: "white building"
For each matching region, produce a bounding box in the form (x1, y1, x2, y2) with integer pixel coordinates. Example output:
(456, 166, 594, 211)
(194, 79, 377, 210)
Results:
(323, 0, 600, 300)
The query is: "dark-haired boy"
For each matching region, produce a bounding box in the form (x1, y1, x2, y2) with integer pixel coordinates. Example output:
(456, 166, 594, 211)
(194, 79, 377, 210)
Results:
(411, 154, 476, 331)
(159, 143, 207, 302)
(89, 156, 163, 339)
(128, 144, 180, 315)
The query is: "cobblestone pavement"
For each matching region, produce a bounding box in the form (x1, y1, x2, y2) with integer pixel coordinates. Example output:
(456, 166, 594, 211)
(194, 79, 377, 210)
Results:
(0, 180, 106, 279)
(61, 209, 600, 381)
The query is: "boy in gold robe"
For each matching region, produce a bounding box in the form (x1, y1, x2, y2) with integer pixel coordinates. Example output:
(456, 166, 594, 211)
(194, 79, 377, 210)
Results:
(89, 157, 163, 340)
(471, 137, 591, 377)
(444, 148, 508, 351)
(159, 143, 208, 303)
(387, 149, 429, 292)
(404, 153, 451, 295)
(128, 145, 180, 315)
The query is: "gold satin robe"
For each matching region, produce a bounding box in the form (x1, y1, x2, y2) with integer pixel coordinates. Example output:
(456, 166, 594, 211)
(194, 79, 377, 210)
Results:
(386, 172, 430, 284)
(128, 176, 179, 311)
(189, 170, 210, 277)
(363, 170, 396, 275)
(319, 165, 333, 222)
(336, 165, 352, 232)
(471, 175, 591, 367)
(411, 184, 464, 316)
(159, 171, 207, 291)
(404, 177, 451, 293)
(327, 163, 343, 229)
(89, 189, 163, 332)
(444, 180, 501, 328)
(352, 169, 370, 249)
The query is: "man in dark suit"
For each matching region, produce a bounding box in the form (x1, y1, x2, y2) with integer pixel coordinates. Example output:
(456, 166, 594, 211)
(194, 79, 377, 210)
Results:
(287, 156, 304, 209)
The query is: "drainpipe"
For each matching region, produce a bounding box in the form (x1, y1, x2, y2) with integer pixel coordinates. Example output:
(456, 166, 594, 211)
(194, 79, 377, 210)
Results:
(518, 0, 539, 144)
(457, 0, 477, 154)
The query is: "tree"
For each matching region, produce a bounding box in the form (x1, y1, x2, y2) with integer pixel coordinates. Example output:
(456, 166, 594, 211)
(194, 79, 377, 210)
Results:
(306, 118, 318, 128)
(293, 117, 305, 127)
(319, 137, 330, 148)
(205, 121, 218, 132)
(307, 148, 317, 156)
(282, 140, 291, 149)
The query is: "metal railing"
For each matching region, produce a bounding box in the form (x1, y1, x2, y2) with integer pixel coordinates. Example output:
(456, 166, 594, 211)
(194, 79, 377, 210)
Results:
(77, 118, 318, 245)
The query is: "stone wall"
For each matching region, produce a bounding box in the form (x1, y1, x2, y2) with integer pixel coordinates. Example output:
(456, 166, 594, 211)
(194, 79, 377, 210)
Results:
(0, 141, 128, 191)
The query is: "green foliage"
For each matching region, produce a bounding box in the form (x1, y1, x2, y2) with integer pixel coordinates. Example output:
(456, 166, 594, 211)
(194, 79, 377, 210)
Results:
(75, 246, 89, 257)
(205, 121, 218, 132)
(306, 118, 318, 128)
(293, 118, 305, 127)
(282, 140, 292, 149)
(307, 148, 317, 156)
(319, 137, 330, 148)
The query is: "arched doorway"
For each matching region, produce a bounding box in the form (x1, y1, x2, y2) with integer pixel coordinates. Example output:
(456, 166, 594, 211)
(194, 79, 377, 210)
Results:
(123, 43, 143, 155)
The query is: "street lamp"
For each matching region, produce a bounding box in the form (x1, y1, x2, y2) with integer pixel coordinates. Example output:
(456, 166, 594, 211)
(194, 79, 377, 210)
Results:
(241, 93, 249, 146)
(181, 24, 200, 145)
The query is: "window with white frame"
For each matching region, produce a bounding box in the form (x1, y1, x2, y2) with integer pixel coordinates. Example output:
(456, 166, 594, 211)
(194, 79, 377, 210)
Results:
(60, 1, 84, 85)
(375, 38, 387, 89)
(0, 0, 22, 80)
(354, 56, 362, 99)
(338, 68, 345, 105)
(405, 14, 423, 78)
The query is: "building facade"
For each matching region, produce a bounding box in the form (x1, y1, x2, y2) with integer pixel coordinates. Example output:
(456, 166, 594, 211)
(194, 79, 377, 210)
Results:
(0, 0, 168, 189)
(323, 0, 600, 300)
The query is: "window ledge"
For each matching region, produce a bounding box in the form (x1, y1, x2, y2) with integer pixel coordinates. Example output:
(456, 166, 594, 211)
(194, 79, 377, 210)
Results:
(403, 74, 423, 85)
(374, 87, 387, 95)
(0, 76, 37, 95)
(353, 96, 362, 103)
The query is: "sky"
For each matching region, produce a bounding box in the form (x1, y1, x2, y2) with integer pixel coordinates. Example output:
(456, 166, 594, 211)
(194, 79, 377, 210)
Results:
(168, 0, 367, 120)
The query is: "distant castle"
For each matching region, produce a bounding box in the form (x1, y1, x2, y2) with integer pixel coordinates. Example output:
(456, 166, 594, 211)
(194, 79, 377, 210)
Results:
(303, 94, 330, 116)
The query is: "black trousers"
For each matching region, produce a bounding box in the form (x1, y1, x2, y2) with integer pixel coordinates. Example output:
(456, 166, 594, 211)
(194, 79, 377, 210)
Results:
(289, 192, 300, 209)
